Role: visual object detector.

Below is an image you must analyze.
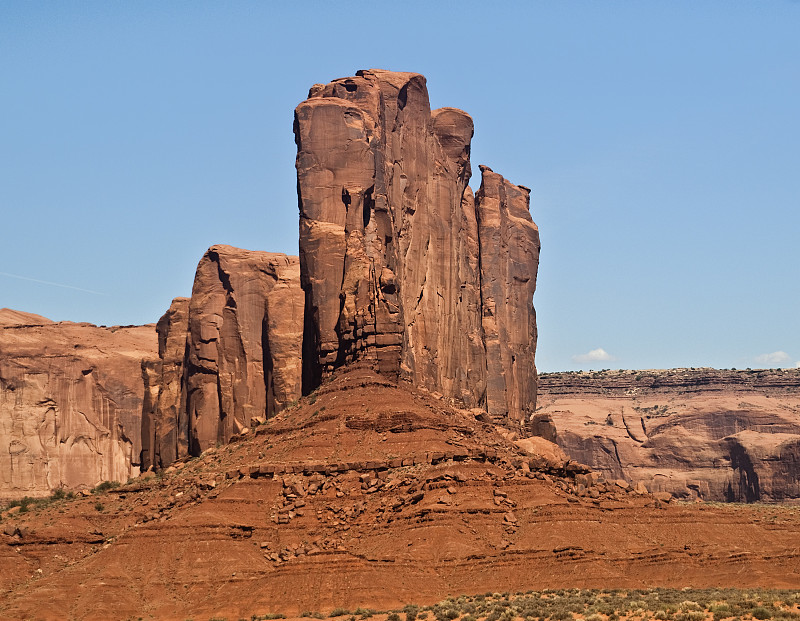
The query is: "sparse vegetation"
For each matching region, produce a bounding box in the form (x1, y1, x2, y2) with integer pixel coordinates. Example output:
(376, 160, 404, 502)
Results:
(2, 488, 78, 514)
(377, 589, 800, 621)
(91, 480, 120, 494)
(633, 404, 671, 417)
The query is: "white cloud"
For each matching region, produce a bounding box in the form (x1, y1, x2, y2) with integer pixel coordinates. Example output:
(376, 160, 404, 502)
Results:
(754, 351, 791, 366)
(572, 348, 615, 364)
(796, 361, 800, 369)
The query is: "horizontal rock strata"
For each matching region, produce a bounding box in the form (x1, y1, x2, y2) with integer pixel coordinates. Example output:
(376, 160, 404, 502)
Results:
(536, 368, 800, 502)
(295, 69, 539, 429)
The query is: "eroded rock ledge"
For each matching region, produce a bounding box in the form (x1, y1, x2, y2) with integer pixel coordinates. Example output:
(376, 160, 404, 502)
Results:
(295, 69, 540, 430)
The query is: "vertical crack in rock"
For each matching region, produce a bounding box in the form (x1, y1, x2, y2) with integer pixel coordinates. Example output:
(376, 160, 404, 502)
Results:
(295, 69, 540, 430)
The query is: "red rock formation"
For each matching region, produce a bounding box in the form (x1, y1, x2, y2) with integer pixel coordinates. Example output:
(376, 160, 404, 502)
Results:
(140, 297, 190, 470)
(142, 247, 304, 464)
(0, 309, 157, 499)
(295, 69, 540, 429)
(476, 166, 540, 422)
(185, 246, 304, 453)
(536, 368, 800, 502)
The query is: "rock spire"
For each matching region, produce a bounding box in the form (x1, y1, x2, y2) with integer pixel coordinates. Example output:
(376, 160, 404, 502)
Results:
(295, 69, 540, 428)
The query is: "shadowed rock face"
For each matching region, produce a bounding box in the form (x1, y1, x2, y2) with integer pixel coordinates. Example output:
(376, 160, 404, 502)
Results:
(295, 69, 540, 429)
(141, 246, 304, 466)
(0, 309, 157, 499)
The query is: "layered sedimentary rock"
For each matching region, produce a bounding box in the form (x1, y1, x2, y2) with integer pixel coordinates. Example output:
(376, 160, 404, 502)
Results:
(142, 246, 304, 466)
(0, 309, 157, 498)
(536, 368, 800, 502)
(295, 69, 539, 428)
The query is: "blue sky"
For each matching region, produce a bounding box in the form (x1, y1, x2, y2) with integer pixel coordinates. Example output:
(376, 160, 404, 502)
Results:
(1, 1, 798, 372)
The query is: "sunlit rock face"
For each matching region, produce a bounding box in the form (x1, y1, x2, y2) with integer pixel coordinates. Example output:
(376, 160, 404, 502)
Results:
(295, 69, 540, 429)
(0, 309, 156, 499)
(537, 368, 800, 502)
(141, 246, 304, 467)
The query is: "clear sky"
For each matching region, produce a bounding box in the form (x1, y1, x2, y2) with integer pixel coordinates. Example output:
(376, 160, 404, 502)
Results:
(1, 1, 798, 372)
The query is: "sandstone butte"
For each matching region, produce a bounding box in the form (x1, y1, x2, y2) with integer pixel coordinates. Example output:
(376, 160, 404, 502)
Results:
(295, 69, 540, 429)
(141, 68, 543, 472)
(3, 68, 800, 618)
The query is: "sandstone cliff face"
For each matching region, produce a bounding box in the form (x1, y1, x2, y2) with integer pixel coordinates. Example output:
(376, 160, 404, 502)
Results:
(536, 368, 800, 502)
(0, 309, 157, 499)
(142, 246, 304, 465)
(295, 69, 540, 429)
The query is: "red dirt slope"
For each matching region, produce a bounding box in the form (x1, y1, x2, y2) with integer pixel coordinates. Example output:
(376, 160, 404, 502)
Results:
(2, 364, 800, 620)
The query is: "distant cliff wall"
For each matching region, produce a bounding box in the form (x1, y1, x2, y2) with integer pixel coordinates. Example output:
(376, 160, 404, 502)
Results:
(0, 309, 157, 499)
(537, 368, 800, 502)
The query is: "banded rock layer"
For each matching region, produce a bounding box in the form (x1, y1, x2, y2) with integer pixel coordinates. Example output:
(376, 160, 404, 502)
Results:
(141, 246, 303, 468)
(295, 69, 539, 429)
(0, 309, 157, 499)
(536, 368, 800, 502)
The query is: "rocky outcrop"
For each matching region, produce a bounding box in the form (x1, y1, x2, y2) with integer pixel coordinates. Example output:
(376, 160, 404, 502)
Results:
(536, 368, 800, 502)
(0, 309, 157, 499)
(295, 69, 539, 429)
(186, 246, 304, 453)
(142, 246, 304, 466)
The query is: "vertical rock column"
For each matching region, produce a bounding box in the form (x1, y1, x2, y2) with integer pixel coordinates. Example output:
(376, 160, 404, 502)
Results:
(185, 246, 303, 453)
(295, 70, 486, 404)
(140, 297, 190, 470)
(295, 69, 540, 430)
(142, 247, 304, 463)
(476, 166, 541, 422)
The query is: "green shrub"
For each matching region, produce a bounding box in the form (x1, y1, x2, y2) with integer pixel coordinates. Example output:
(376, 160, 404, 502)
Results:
(404, 606, 420, 621)
(330, 609, 350, 618)
(92, 480, 120, 494)
(388, 614, 401, 621)
(675, 612, 706, 621)
(753, 608, 774, 620)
